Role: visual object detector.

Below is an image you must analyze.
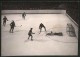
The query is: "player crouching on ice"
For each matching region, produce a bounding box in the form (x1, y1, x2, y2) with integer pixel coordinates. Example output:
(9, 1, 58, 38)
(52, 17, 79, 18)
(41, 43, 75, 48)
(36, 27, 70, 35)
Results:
(28, 28, 35, 41)
(10, 20, 15, 33)
(39, 23, 46, 34)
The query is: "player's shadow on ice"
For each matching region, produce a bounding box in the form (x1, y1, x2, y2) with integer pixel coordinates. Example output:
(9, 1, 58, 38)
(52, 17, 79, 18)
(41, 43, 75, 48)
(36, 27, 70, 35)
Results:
(24, 40, 29, 42)
(33, 39, 48, 42)
(24, 39, 48, 42)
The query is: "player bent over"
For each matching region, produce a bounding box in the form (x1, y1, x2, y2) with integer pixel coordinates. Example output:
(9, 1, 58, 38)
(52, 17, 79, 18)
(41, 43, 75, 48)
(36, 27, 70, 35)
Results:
(28, 28, 35, 41)
(3, 16, 8, 26)
(10, 20, 15, 33)
(39, 23, 46, 34)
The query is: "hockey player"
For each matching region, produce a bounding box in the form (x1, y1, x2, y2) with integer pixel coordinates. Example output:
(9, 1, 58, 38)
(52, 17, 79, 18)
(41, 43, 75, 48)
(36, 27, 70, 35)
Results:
(22, 12, 26, 19)
(28, 28, 35, 41)
(39, 23, 46, 34)
(3, 16, 8, 26)
(10, 20, 15, 33)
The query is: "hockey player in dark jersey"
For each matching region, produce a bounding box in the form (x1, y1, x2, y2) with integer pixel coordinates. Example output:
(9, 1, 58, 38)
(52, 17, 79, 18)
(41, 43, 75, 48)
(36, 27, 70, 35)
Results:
(22, 12, 26, 19)
(10, 20, 15, 33)
(28, 28, 35, 41)
(3, 16, 8, 26)
(39, 23, 46, 34)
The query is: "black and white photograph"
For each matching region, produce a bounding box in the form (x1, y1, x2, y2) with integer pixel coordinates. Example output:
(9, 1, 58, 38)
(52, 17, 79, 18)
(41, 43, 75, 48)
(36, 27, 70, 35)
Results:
(1, 0, 79, 56)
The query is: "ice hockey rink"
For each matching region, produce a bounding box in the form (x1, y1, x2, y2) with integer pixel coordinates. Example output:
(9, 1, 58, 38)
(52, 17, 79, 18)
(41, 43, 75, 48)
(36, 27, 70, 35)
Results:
(1, 10, 78, 56)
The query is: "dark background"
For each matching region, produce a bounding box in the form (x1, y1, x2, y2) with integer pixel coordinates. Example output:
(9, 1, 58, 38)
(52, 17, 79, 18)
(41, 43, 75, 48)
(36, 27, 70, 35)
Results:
(1, 1, 79, 24)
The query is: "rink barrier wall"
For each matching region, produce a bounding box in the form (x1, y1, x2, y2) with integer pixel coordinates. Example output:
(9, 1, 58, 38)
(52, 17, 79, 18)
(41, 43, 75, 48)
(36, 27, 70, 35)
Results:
(1, 10, 66, 14)
(66, 13, 78, 27)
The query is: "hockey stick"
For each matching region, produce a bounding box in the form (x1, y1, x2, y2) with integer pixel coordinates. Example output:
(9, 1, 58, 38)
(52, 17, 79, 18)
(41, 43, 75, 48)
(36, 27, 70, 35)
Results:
(32, 33, 35, 34)
(15, 25, 22, 27)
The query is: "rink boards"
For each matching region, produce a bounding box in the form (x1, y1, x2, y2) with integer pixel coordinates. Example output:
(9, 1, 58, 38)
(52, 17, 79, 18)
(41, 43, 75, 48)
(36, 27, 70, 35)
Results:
(2, 10, 66, 14)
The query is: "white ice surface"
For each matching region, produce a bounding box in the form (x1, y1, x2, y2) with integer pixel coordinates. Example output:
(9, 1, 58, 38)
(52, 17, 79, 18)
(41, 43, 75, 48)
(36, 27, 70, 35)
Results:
(1, 14, 78, 56)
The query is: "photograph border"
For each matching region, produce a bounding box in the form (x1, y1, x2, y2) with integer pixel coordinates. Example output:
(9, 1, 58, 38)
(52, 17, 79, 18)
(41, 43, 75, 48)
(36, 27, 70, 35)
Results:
(0, 0, 79, 57)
